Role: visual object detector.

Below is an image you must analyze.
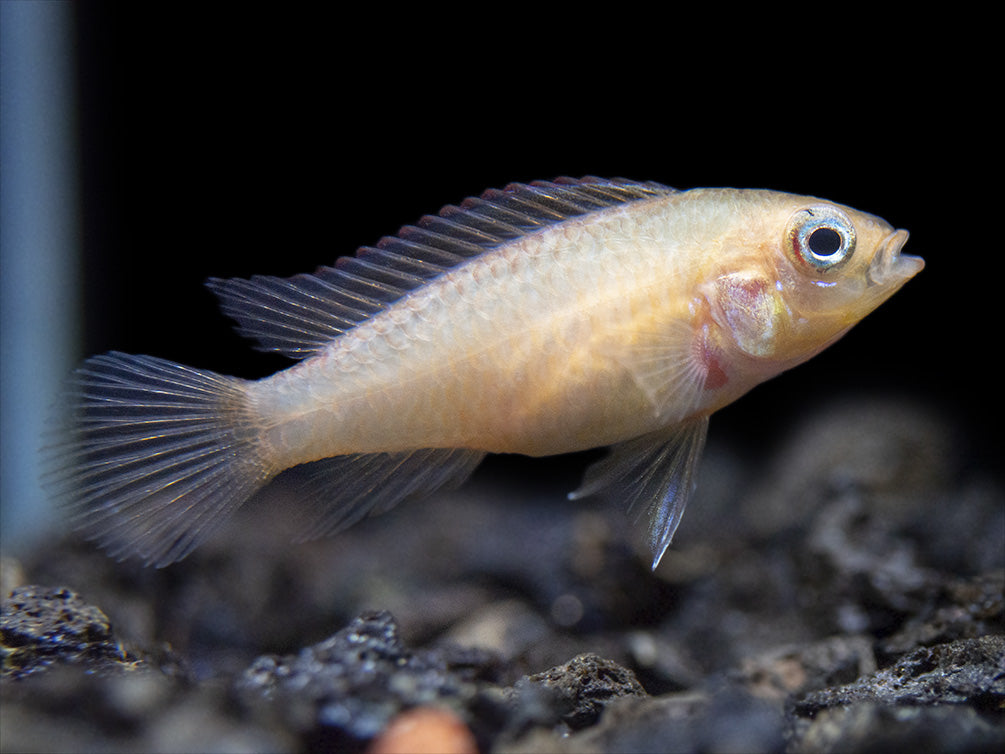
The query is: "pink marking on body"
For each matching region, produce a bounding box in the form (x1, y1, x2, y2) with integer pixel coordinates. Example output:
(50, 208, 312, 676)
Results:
(704, 351, 729, 390)
(693, 320, 729, 391)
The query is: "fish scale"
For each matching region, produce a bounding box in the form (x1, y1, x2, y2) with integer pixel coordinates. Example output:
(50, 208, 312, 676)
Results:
(47, 178, 923, 568)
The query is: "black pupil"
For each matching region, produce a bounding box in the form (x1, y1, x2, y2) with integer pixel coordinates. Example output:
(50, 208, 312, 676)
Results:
(808, 227, 842, 257)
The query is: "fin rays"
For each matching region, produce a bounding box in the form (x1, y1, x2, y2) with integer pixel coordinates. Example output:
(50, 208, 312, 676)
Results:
(44, 352, 272, 567)
(290, 448, 487, 540)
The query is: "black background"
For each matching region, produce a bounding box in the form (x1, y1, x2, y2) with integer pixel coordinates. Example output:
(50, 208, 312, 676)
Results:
(71, 5, 997, 480)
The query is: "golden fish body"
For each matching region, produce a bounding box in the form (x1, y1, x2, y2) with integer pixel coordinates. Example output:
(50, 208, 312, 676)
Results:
(55, 179, 923, 567)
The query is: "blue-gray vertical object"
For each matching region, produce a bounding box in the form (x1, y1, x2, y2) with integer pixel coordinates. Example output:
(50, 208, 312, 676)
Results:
(1, 0, 81, 552)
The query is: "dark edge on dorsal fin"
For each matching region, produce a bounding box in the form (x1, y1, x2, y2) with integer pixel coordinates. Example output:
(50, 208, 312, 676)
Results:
(208, 178, 677, 358)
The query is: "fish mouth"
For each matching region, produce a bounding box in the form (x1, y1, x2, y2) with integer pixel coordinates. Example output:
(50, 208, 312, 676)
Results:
(867, 229, 924, 287)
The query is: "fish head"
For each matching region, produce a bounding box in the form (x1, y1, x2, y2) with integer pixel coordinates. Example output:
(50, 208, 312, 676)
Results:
(708, 194, 923, 367)
(774, 198, 923, 359)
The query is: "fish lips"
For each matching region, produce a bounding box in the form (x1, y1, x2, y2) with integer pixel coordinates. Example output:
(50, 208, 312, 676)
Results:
(867, 229, 924, 287)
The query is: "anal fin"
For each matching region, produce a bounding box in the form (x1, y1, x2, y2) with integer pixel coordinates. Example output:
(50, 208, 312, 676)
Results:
(289, 448, 487, 540)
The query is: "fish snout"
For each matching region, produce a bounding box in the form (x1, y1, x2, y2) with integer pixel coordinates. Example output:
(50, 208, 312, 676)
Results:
(867, 229, 923, 286)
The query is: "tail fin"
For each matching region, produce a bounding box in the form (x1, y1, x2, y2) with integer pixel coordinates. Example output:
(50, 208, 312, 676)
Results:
(46, 352, 274, 566)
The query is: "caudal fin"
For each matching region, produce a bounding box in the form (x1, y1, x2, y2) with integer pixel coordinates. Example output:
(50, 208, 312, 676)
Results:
(46, 352, 273, 566)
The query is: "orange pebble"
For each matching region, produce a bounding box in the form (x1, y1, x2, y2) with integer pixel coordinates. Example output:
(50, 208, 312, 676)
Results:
(367, 706, 478, 754)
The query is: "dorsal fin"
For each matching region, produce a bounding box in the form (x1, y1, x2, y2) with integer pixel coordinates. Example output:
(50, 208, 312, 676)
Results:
(207, 177, 676, 358)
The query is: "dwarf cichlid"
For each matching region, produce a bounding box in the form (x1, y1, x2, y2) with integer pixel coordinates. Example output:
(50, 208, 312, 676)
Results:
(52, 178, 924, 568)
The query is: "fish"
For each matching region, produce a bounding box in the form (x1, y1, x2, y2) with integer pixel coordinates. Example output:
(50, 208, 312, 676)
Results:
(49, 177, 924, 569)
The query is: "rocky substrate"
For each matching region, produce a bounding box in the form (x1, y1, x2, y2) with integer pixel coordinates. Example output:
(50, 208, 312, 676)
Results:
(3, 398, 1003, 752)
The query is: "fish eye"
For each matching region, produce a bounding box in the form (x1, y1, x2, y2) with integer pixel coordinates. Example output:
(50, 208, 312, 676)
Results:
(785, 205, 856, 272)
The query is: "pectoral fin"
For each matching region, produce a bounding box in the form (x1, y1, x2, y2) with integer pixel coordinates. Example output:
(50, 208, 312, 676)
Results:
(569, 418, 709, 570)
(601, 321, 710, 425)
